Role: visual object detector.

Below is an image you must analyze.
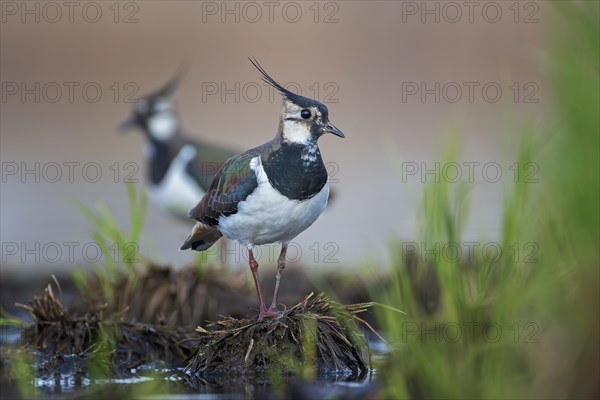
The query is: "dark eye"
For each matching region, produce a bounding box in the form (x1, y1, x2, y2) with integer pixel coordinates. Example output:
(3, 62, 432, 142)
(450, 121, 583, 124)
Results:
(300, 109, 311, 119)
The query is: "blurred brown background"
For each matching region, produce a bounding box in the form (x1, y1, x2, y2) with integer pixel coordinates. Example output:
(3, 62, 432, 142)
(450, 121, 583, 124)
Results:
(1, 1, 550, 271)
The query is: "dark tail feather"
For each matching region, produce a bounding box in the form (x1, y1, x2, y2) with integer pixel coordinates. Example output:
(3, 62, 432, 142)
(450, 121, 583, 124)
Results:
(180, 222, 222, 252)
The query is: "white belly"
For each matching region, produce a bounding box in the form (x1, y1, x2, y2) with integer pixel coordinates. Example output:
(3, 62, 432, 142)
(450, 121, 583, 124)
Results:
(218, 156, 329, 246)
(147, 145, 205, 215)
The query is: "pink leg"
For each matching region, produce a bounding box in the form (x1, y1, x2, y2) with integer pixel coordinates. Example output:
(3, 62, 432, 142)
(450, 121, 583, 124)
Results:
(248, 248, 279, 320)
(269, 244, 288, 312)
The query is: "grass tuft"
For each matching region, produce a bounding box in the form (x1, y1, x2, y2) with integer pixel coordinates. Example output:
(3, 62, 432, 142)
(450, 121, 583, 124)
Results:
(16, 280, 195, 377)
(185, 292, 370, 383)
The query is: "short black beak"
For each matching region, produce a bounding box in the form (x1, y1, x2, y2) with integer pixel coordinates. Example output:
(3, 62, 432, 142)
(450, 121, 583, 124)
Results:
(118, 115, 139, 132)
(323, 121, 345, 138)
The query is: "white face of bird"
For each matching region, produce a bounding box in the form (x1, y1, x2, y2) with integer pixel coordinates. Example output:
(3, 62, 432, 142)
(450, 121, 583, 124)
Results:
(280, 99, 324, 145)
(137, 98, 179, 141)
(148, 112, 178, 141)
(279, 98, 345, 144)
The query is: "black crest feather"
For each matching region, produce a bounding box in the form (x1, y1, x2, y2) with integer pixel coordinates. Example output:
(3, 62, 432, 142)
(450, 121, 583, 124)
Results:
(147, 60, 191, 100)
(248, 57, 323, 110)
(248, 57, 294, 97)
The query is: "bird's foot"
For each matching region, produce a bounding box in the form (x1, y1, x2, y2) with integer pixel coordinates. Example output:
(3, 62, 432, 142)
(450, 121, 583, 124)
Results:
(258, 306, 285, 321)
(269, 303, 287, 313)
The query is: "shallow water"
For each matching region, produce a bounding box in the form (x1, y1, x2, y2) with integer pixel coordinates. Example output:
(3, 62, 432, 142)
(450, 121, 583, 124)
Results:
(1, 329, 386, 399)
(4, 359, 382, 399)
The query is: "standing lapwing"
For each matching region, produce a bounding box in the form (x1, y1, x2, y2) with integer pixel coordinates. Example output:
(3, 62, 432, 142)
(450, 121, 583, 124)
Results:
(181, 59, 345, 320)
(120, 73, 236, 218)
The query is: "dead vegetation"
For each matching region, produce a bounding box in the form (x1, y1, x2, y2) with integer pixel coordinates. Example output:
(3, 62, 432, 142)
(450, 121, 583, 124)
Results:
(81, 263, 255, 328)
(16, 281, 196, 376)
(185, 293, 371, 381)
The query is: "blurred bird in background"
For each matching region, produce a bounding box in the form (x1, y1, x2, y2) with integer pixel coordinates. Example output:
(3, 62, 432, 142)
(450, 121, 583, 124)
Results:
(119, 72, 236, 219)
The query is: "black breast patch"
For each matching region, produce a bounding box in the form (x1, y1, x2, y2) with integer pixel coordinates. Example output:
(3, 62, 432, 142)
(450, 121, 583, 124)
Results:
(148, 142, 178, 184)
(262, 142, 328, 201)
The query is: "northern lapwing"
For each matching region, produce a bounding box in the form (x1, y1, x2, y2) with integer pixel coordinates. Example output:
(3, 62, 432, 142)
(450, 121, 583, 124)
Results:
(120, 73, 236, 218)
(181, 59, 345, 320)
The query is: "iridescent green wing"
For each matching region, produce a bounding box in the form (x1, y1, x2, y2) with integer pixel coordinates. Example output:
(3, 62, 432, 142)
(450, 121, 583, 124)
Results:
(188, 151, 258, 225)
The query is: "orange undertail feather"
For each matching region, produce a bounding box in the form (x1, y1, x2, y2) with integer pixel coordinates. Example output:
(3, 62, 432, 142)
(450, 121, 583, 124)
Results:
(180, 222, 222, 252)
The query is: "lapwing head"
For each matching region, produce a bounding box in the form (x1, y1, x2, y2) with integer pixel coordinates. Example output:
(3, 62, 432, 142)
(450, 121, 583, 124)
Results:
(119, 73, 183, 142)
(249, 58, 345, 145)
